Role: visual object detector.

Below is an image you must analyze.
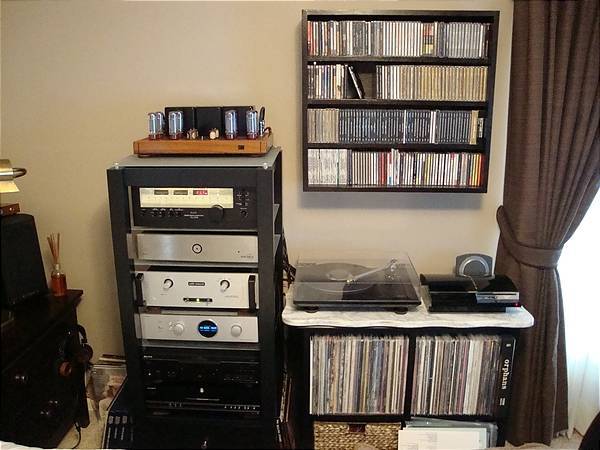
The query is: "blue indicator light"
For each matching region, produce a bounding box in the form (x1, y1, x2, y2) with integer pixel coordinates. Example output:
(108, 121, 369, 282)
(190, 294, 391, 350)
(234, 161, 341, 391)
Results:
(197, 320, 218, 338)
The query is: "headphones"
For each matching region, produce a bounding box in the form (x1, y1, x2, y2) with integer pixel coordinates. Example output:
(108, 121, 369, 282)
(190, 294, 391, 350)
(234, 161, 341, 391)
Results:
(57, 324, 93, 378)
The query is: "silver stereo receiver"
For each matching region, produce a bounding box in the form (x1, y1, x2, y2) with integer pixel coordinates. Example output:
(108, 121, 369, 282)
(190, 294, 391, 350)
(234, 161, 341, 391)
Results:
(130, 233, 258, 263)
(135, 270, 258, 310)
(139, 313, 258, 343)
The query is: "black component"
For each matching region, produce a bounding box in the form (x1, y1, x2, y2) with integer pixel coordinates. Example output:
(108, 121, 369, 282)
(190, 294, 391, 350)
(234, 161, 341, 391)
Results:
(1, 214, 48, 307)
(130, 186, 257, 230)
(164, 107, 196, 134)
(194, 107, 223, 137)
(420, 274, 520, 312)
(141, 347, 260, 416)
(222, 106, 252, 137)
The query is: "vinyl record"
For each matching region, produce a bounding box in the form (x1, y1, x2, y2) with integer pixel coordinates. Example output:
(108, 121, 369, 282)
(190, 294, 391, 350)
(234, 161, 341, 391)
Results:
(300, 263, 373, 293)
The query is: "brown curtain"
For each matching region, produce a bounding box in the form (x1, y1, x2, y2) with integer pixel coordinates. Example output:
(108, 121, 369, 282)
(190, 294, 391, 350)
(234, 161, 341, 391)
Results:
(496, 0, 600, 446)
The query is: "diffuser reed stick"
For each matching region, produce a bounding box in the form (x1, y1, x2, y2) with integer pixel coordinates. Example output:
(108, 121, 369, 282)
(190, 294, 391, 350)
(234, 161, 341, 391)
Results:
(47, 233, 67, 296)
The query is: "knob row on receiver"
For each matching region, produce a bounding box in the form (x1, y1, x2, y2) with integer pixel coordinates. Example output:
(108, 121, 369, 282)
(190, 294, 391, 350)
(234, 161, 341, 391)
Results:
(140, 313, 258, 343)
(161, 278, 231, 292)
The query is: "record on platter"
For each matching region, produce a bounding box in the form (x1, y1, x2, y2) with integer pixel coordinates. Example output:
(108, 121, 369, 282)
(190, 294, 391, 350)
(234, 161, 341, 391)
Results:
(300, 262, 374, 293)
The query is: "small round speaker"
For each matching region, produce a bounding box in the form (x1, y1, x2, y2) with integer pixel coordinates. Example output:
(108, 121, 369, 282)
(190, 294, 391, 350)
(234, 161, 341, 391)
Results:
(455, 254, 493, 277)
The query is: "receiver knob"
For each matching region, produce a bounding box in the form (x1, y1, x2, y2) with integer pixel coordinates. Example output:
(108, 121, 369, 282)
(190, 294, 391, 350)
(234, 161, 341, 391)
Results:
(171, 322, 185, 336)
(230, 324, 243, 337)
(219, 279, 231, 292)
(209, 204, 225, 222)
(163, 278, 174, 290)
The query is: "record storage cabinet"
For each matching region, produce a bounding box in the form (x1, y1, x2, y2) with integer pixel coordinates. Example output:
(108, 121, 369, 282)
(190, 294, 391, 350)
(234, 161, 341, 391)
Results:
(287, 325, 520, 449)
(302, 9, 499, 192)
(107, 150, 284, 449)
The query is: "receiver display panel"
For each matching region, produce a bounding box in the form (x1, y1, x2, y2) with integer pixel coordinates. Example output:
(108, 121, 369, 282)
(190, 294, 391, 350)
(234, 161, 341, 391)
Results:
(139, 187, 234, 209)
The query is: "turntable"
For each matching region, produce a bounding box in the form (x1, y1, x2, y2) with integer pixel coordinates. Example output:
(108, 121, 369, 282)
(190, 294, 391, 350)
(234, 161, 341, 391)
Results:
(293, 255, 421, 312)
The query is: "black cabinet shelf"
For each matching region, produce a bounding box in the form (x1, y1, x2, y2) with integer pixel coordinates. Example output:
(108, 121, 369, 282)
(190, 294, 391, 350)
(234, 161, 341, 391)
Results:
(307, 143, 485, 151)
(306, 99, 489, 109)
(305, 185, 487, 193)
(307, 56, 490, 66)
(288, 326, 521, 448)
(301, 9, 499, 193)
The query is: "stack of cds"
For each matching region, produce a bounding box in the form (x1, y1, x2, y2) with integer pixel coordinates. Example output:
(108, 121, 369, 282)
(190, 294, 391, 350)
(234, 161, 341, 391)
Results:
(307, 149, 484, 188)
(376, 65, 488, 101)
(307, 20, 490, 58)
(307, 108, 482, 145)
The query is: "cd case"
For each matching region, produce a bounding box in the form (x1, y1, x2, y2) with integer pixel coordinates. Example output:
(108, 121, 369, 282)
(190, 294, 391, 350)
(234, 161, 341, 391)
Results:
(293, 254, 421, 310)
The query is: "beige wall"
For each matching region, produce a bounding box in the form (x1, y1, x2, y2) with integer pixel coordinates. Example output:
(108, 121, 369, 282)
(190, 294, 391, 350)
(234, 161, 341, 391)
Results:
(1, 1, 513, 358)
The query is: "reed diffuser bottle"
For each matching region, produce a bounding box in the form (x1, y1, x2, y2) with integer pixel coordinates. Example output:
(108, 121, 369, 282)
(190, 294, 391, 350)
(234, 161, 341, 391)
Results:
(47, 233, 67, 296)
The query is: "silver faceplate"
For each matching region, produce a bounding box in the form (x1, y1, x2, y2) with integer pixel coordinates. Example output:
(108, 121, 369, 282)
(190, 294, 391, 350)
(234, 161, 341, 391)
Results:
(131, 233, 258, 263)
(137, 271, 258, 309)
(139, 313, 259, 343)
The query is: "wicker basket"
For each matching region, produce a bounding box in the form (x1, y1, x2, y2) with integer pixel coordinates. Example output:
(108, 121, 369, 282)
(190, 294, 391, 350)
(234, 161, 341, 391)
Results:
(313, 421, 401, 450)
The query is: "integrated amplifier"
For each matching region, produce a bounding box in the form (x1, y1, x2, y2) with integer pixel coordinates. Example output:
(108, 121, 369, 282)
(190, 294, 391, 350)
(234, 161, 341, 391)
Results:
(130, 233, 258, 264)
(131, 187, 257, 229)
(135, 269, 258, 310)
(139, 313, 259, 343)
(142, 346, 260, 416)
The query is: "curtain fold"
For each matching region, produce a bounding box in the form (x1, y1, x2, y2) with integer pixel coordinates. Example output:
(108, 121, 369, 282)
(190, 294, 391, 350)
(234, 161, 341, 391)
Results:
(496, 0, 600, 445)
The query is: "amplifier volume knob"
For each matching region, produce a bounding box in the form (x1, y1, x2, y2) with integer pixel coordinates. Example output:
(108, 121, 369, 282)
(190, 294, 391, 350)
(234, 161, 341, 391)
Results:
(209, 204, 225, 222)
(163, 278, 174, 290)
(230, 324, 243, 337)
(171, 322, 185, 336)
(219, 279, 231, 292)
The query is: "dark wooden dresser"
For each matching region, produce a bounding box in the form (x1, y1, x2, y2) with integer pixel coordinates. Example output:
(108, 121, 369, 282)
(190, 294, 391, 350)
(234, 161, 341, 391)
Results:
(1, 290, 89, 448)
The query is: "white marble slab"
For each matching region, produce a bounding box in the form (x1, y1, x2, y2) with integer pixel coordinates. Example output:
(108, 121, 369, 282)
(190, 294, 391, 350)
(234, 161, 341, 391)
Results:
(282, 287, 534, 329)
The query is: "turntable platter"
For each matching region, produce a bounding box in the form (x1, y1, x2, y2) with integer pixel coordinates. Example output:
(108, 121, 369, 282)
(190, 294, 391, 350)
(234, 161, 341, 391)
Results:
(299, 263, 373, 293)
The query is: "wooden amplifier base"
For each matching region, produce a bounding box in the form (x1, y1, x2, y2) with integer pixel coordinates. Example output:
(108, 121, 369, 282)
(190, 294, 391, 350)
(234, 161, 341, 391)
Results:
(133, 132, 273, 156)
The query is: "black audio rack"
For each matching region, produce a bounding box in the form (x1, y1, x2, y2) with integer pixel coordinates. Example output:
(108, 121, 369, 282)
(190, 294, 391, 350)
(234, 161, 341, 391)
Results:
(107, 149, 284, 449)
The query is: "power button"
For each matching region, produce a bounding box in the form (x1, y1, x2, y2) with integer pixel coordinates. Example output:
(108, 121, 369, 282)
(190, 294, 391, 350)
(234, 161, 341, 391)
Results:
(191, 244, 203, 254)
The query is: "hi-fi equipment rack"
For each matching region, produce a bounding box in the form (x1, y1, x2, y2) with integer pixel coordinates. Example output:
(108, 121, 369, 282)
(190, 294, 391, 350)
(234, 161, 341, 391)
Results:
(107, 149, 283, 449)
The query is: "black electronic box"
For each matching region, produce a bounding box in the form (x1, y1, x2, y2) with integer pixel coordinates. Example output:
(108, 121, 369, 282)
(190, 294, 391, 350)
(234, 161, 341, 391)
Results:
(131, 186, 256, 229)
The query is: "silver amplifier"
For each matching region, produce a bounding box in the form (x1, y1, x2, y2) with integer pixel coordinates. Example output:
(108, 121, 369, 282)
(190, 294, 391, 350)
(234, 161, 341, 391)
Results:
(130, 233, 258, 263)
(135, 270, 258, 310)
(139, 312, 258, 343)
